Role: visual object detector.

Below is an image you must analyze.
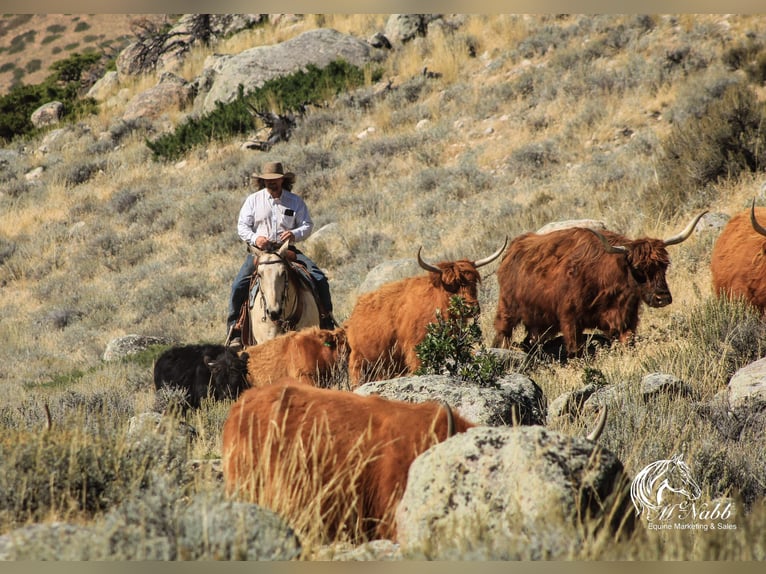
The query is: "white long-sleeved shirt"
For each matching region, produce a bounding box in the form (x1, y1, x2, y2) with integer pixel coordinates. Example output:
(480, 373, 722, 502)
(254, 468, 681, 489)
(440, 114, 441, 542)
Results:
(237, 188, 313, 246)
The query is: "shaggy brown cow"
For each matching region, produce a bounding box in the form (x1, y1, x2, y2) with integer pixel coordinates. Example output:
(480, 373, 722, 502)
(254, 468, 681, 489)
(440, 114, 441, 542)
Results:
(492, 212, 707, 356)
(241, 326, 347, 388)
(711, 200, 766, 312)
(344, 240, 507, 386)
(221, 381, 474, 541)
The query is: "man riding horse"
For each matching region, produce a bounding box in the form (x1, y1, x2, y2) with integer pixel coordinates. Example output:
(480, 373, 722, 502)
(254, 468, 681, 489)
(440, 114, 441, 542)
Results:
(226, 161, 335, 347)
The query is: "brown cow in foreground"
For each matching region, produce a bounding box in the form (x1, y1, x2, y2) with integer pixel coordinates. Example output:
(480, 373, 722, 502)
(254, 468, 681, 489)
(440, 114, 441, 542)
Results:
(242, 326, 346, 388)
(344, 239, 507, 386)
(221, 381, 474, 541)
(492, 212, 707, 356)
(711, 200, 766, 312)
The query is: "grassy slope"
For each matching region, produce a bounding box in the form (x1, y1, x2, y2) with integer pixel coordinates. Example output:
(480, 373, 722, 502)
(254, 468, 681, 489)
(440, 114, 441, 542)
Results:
(1, 14, 766, 558)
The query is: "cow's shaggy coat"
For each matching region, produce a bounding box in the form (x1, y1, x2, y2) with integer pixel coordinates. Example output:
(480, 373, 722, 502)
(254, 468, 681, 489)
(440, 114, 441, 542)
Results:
(493, 213, 705, 356)
(153, 344, 249, 409)
(711, 202, 766, 312)
(221, 381, 474, 541)
(242, 326, 346, 388)
(343, 242, 506, 386)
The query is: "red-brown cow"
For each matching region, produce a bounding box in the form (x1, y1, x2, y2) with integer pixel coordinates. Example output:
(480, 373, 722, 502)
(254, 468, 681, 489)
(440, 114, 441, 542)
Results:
(241, 326, 347, 388)
(711, 200, 766, 312)
(492, 212, 707, 356)
(221, 381, 474, 541)
(343, 240, 507, 387)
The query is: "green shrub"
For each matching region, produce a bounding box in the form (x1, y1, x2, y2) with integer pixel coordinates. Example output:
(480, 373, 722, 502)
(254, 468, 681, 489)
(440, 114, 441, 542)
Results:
(146, 60, 382, 161)
(645, 82, 766, 216)
(415, 296, 505, 387)
(0, 52, 102, 143)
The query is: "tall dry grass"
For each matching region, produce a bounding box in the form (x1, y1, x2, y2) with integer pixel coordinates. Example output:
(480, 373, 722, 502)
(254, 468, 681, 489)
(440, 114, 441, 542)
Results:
(1, 14, 766, 559)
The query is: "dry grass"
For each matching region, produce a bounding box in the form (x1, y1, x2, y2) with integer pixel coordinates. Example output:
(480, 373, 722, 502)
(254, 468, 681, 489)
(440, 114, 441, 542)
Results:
(1, 13, 766, 560)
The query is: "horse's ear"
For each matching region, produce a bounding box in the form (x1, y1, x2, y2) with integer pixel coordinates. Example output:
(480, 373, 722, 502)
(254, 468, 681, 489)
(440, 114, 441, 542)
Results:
(248, 243, 263, 257)
(278, 242, 291, 257)
(671, 453, 683, 463)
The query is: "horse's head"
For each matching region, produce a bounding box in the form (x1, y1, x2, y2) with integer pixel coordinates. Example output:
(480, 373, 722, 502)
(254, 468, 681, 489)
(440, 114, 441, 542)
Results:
(250, 242, 293, 321)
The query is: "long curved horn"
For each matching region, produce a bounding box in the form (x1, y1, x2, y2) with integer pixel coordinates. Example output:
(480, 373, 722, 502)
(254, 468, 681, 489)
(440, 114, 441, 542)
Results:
(440, 401, 456, 438)
(586, 404, 607, 442)
(584, 227, 628, 254)
(751, 198, 766, 237)
(663, 211, 708, 246)
(474, 236, 509, 268)
(417, 247, 442, 274)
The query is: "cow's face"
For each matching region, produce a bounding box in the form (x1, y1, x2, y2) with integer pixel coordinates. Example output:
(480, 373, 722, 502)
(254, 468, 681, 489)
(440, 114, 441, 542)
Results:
(317, 328, 346, 357)
(626, 241, 672, 308)
(437, 262, 482, 317)
(205, 349, 249, 399)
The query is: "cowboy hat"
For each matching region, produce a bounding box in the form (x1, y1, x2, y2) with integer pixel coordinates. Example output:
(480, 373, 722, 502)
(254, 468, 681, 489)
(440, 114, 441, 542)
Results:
(255, 161, 296, 183)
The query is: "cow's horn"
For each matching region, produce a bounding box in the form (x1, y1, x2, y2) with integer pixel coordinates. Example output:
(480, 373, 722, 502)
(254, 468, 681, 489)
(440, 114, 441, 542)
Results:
(440, 401, 456, 438)
(417, 247, 442, 274)
(663, 211, 708, 246)
(751, 198, 766, 237)
(474, 236, 509, 268)
(586, 404, 607, 442)
(585, 227, 628, 254)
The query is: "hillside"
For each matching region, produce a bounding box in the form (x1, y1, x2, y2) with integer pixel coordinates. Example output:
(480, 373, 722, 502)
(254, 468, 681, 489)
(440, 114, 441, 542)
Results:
(0, 14, 167, 95)
(1, 13, 766, 559)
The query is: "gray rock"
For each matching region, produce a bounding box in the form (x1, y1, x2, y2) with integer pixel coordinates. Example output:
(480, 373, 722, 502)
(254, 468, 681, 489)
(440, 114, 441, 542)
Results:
(354, 373, 546, 426)
(356, 258, 422, 295)
(313, 539, 401, 561)
(536, 219, 608, 234)
(396, 425, 632, 559)
(102, 334, 173, 361)
(0, 522, 99, 560)
(728, 357, 766, 410)
(303, 222, 351, 266)
(31, 101, 64, 128)
(547, 383, 601, 422)
(641, 372, 694, 399)
(695, 211, 730, 234)
(196, 28, 384, 114)
(86, 70, 119, 101)
(177, 497, 302, 560)
(122, 72, 194, 122)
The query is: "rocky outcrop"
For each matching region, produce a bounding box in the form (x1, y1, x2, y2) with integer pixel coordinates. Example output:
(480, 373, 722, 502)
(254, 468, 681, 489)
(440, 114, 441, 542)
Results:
(195, 28, 385, 114)
(122, 72, 194, 122)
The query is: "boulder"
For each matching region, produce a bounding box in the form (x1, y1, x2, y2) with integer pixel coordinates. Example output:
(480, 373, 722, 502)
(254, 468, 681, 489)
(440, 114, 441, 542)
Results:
(30, 101, 64, 128)
(396, 425, 633, 558)
(122, 72, 194, 122)
(354, 373, 546, 426)
(195, 28, 384, 114)
(102, 334, 174, 361)
(356, 258, 422, 295)
(728, 357, 766, 410)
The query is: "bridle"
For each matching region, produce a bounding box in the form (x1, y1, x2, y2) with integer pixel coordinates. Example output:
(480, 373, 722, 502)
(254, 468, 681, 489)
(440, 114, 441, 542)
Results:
(254, 253, 303, 331)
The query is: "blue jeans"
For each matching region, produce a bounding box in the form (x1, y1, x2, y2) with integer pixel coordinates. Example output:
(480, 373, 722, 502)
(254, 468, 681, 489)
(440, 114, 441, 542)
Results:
(227, 248, 334, 334)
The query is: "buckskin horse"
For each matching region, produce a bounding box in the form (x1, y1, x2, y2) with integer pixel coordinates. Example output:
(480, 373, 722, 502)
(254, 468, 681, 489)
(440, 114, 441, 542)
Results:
(238, 242, 320, 345)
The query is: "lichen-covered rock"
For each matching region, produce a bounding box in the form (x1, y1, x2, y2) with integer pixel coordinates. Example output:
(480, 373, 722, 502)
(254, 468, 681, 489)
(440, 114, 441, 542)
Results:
(396, 425, 633, 559)
(355, 373, 546, 426)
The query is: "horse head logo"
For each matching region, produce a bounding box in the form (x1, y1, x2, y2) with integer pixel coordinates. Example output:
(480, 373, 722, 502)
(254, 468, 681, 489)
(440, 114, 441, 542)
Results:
(630, 454, 702, 517)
